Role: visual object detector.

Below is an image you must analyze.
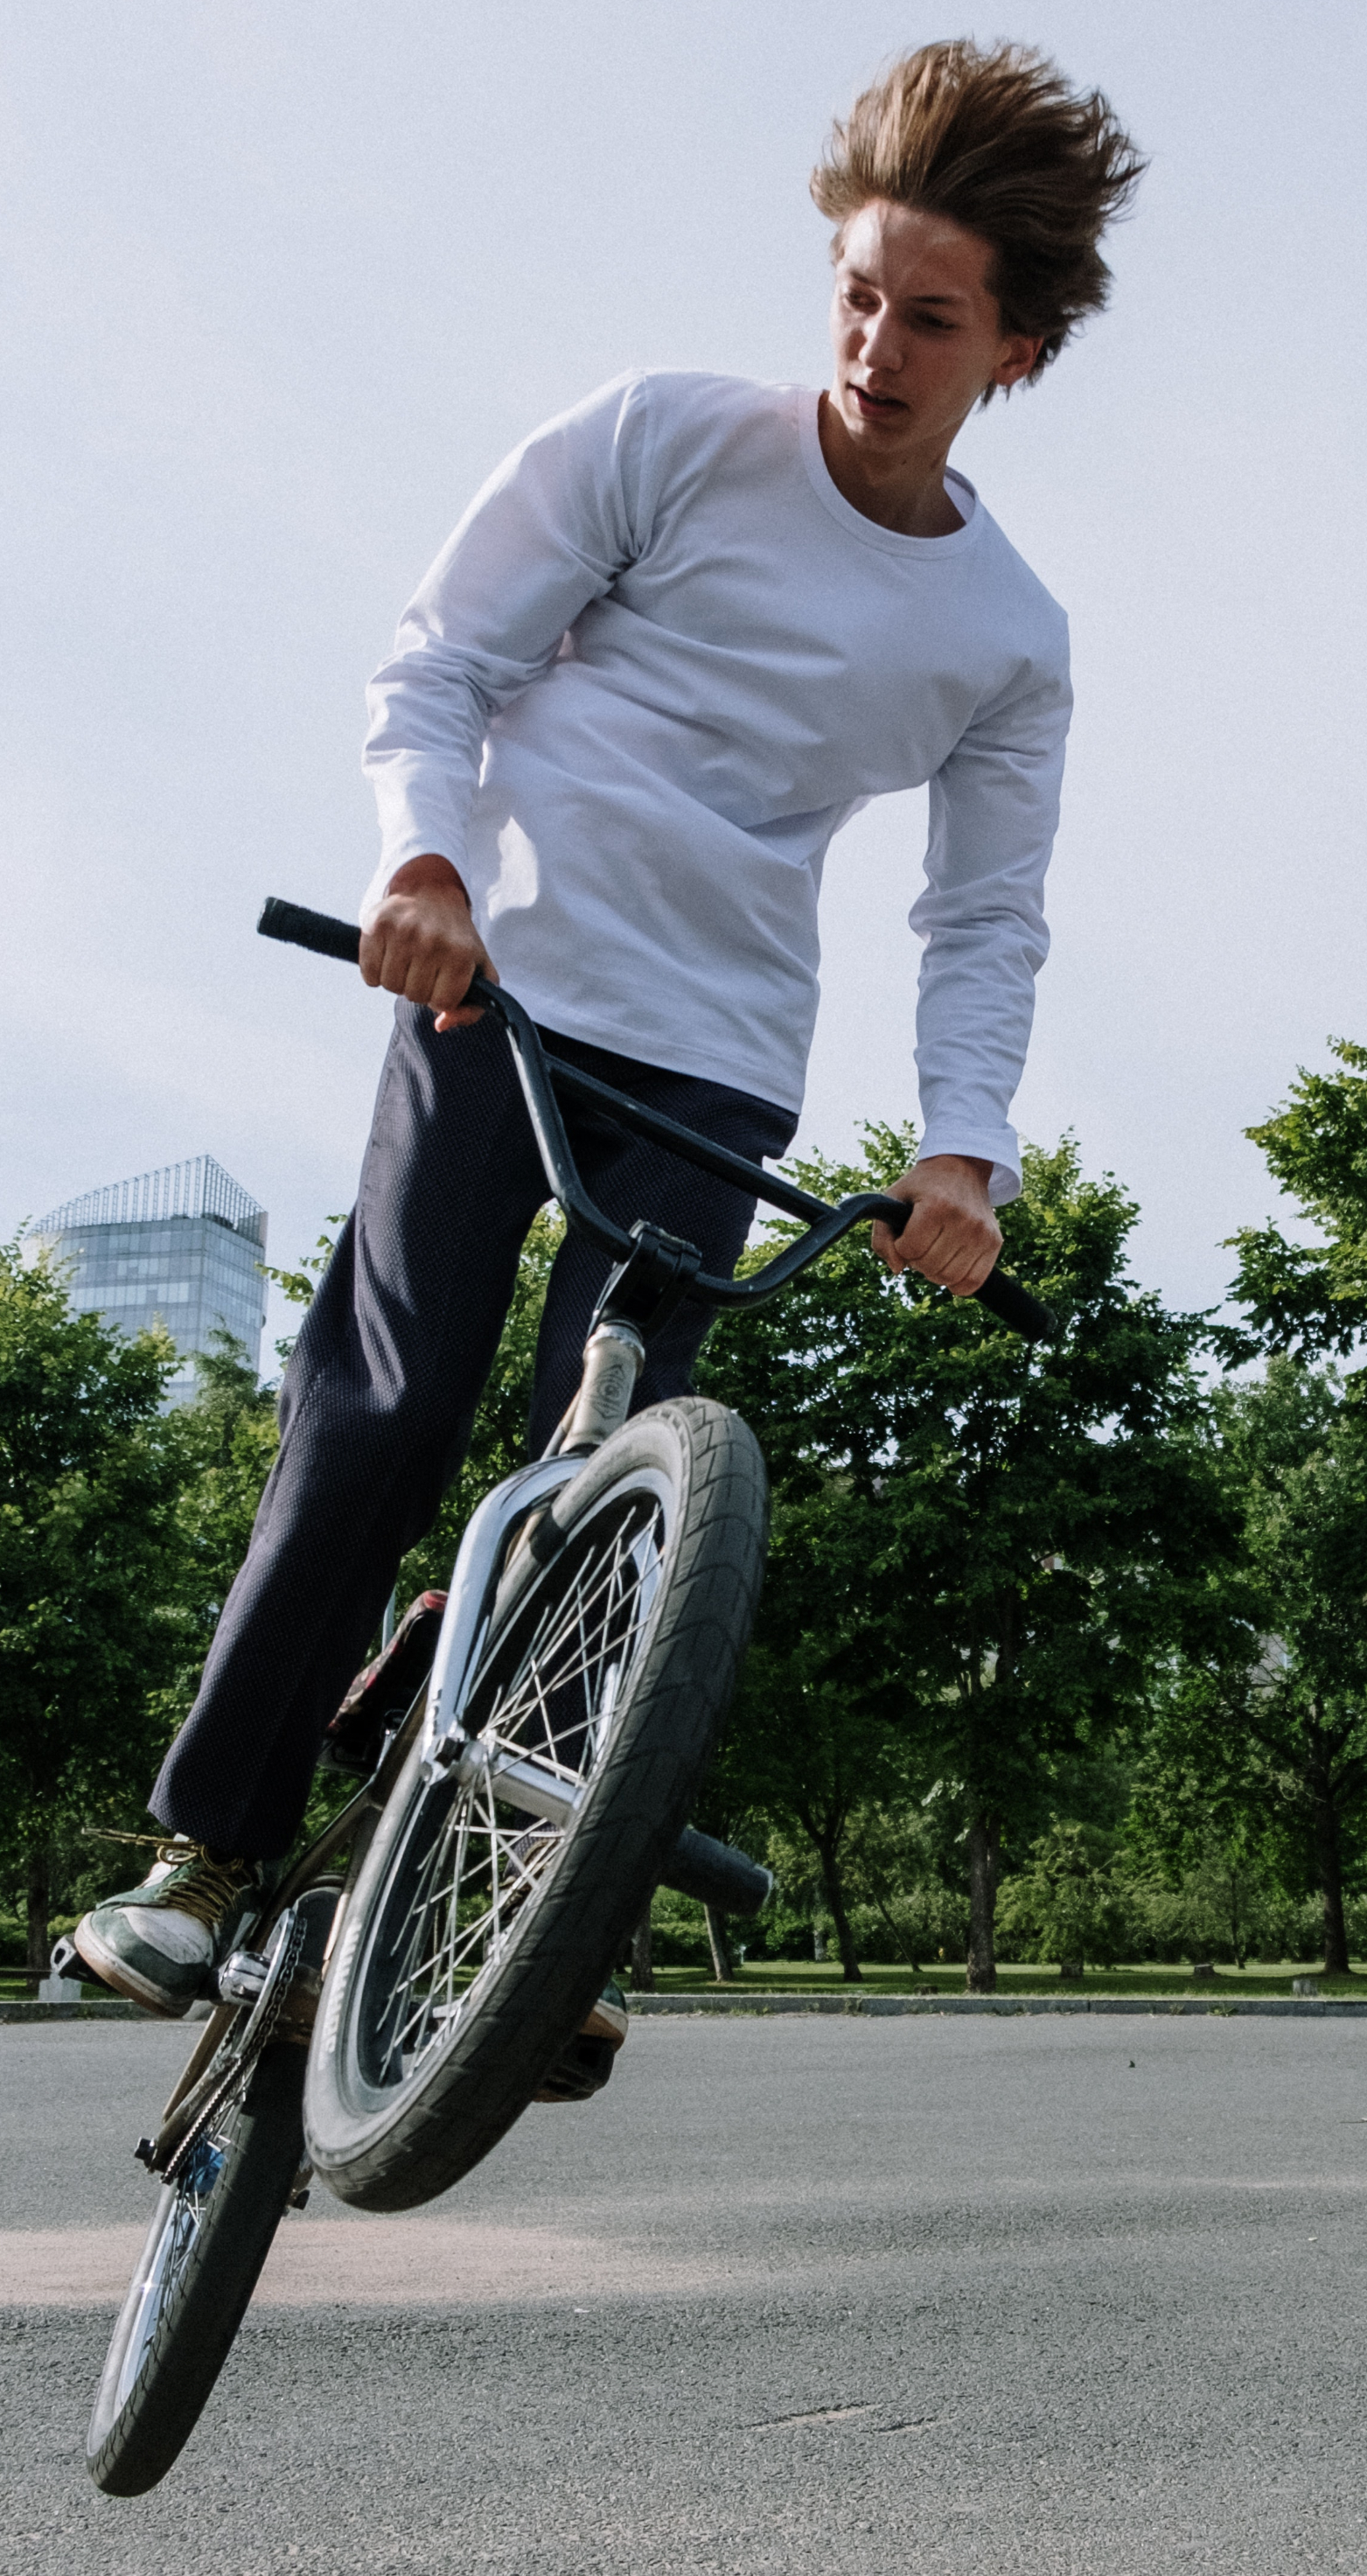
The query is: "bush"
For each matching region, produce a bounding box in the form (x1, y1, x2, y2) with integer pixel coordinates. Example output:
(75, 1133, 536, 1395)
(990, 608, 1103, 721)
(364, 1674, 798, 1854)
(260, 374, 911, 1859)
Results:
(647, 1890, 712, 1967)
(997, 1823, 1132, 1971)
(844, 1886, 970, 1966)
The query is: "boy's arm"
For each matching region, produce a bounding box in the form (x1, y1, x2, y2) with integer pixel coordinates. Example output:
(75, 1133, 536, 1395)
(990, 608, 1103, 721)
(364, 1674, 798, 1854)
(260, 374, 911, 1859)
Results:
(359, 376, 652, 939)
(874, 637, 1071, 1292)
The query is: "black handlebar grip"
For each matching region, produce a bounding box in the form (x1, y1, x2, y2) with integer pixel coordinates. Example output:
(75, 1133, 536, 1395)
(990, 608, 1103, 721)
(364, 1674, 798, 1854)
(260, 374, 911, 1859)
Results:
(974, 1264, 1057, 1344)
(257, 897, 361, 964)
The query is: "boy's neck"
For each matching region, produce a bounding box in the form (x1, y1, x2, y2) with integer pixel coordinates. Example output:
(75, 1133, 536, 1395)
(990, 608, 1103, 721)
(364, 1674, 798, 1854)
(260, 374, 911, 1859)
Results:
(817, 390, 966, 539)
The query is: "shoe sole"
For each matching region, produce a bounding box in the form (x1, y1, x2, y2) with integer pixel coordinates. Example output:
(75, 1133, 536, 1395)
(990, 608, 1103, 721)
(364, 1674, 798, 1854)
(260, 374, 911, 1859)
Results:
(581, 1998, 629, 2049)
(73, 1918, 196, 2020)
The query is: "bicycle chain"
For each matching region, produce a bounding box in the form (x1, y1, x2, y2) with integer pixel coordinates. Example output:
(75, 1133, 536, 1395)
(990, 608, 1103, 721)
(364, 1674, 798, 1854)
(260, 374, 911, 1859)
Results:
(160, 1909, 309, 2186)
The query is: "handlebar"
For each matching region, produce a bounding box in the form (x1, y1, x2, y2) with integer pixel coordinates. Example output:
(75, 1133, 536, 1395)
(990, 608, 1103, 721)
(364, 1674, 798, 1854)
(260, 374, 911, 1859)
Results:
(257, 897, 1056, 1341)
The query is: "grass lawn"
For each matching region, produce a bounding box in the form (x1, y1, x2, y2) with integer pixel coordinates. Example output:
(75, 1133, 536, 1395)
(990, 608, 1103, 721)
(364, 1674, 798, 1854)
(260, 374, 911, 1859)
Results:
(641, 1958, 1367, 2000)
(0, 1974, 121, 2004)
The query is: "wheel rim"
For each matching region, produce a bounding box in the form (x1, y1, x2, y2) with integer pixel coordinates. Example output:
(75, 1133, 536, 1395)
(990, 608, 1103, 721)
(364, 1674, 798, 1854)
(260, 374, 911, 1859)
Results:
(92, 2130, 229, 2440)
(350, 1473, 668, 2105)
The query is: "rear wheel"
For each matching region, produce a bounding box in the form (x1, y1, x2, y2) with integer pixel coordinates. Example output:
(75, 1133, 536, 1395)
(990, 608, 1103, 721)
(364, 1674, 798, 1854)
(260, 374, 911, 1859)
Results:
(304, 1398, 768, 2212)
(86, 2044, 306, 2495)
(87, 1885, 336, 2495)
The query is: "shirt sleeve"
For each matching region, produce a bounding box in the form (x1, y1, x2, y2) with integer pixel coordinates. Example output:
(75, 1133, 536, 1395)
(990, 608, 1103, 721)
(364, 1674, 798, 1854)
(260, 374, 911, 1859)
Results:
(910, 625, 1071, 1204)
(359, 374, 653, 921)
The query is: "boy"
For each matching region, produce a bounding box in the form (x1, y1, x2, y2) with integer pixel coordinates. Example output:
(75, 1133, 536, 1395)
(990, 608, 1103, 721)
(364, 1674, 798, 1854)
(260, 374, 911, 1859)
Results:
(78, 40, 1143, 2014)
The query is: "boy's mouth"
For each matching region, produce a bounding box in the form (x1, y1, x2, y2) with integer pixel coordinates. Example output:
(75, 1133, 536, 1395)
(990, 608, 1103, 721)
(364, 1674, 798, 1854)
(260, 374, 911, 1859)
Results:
(849, 383, 906, 418)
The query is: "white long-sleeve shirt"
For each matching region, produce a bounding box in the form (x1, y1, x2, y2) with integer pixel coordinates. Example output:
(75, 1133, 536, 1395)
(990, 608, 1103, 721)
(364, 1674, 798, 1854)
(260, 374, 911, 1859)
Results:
(363, 370, 1071, 1199)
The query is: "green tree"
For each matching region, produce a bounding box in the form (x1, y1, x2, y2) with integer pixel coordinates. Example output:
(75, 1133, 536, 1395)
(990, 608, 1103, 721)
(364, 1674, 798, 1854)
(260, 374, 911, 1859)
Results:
(705, 1544, 919, 1982)
(1136, 1362, 1367, 1974)
(700, 1128, 1226, 1988)
(0, 1239, 189, 1975)
(1225, 1038, 1367, 1362)
(159, 1332, 282, 1729)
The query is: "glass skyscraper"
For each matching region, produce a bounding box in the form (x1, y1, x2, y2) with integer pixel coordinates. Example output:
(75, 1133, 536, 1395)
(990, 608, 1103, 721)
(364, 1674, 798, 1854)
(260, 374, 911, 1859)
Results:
(32, 1155, 268, 1403)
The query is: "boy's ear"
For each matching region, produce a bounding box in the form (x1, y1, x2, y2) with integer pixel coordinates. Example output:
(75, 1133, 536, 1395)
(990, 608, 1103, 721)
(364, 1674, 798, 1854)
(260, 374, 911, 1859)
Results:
(994, 334, 1045, 390)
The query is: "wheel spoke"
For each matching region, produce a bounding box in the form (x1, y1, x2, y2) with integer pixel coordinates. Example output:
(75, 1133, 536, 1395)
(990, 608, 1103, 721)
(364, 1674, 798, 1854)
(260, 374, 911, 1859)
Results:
(113, 2132, 228, 2410)
(361, 1490, 666, 2091)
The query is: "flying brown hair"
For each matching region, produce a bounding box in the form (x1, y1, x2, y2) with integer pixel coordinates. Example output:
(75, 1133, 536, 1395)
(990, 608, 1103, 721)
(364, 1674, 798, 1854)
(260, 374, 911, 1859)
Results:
(812, 41, 1147, 386)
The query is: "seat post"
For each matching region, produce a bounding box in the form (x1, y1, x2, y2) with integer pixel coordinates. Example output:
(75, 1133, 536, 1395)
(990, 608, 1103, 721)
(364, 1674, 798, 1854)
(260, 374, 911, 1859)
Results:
(549, 1321, 646, 1457)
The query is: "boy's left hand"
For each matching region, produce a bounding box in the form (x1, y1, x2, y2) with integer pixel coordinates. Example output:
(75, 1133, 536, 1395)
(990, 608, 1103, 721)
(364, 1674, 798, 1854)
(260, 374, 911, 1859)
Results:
(871, 1155, 1001, 1295)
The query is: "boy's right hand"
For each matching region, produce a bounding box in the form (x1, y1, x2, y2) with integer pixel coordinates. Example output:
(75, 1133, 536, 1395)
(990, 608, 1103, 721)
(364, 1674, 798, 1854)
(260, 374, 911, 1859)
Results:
(359, 852, 499, 1032)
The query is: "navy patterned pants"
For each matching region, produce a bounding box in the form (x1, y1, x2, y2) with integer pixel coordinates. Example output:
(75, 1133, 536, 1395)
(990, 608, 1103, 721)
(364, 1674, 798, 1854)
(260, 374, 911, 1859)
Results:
(151, 1001, 795, 1858)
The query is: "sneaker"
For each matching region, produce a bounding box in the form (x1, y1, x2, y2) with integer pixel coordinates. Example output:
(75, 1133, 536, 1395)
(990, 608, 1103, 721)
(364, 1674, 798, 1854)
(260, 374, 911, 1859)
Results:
(534, 1980, 630, 2104)
(581, 1978, 629, 2049)
(73, 1838, 274, 2019)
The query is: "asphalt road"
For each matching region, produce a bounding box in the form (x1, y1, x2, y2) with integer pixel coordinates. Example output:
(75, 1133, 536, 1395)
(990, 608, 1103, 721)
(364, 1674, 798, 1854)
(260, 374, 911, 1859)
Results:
(3, 2013, 1366, 2575)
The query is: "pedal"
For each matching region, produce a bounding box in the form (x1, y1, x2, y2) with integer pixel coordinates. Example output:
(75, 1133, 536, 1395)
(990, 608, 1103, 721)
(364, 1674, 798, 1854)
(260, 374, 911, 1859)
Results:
(219, 1949, 271, 2004)
(534, 2032, 617, 2104)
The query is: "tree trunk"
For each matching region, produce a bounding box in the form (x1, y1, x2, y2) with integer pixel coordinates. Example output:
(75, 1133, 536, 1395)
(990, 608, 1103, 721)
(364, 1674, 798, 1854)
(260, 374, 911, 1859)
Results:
(1314, 1789, 1350, 1976)
(1226, 1864, 1246, 1972)
(814, 1832, 862, 1984)
(1304, 1710, 1351, 1977)
(630, 1904, 654, 1993)
(963, 1604, 1011, 1997)
(966, 1813, 1000, 1994)
(26, 1846, 52, 1985)
(870, 1888, 919, 1969)
(705, 1906, 736, 1983)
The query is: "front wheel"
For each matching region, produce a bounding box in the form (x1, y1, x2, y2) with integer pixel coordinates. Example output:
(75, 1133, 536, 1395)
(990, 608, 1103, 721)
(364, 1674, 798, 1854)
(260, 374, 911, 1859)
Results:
(304, 1398, 768, 2212)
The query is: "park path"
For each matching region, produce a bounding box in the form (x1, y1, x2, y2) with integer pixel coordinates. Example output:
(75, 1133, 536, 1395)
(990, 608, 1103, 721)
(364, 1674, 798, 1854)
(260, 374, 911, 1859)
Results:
(3, 2014, 1367, 2574)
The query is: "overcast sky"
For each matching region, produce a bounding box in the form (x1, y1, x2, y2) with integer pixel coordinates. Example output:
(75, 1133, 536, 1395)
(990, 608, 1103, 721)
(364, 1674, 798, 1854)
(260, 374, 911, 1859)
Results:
(3, 0, 1363, 1364)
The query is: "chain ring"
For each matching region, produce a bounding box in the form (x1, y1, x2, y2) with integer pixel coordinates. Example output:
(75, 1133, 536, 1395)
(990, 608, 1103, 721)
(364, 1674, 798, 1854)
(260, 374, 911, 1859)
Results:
(161, 1909, 307, 2184)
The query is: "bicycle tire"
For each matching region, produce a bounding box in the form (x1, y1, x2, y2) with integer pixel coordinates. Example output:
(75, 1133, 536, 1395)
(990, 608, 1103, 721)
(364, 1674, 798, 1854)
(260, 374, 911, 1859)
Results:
(86, 2042, 305, 2496)
(304, 1397, 767, 2212)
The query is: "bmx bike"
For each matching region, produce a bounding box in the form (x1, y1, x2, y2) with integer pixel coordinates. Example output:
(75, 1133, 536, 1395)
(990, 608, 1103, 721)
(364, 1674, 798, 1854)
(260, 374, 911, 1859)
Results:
(75, 896, 1052, 2495)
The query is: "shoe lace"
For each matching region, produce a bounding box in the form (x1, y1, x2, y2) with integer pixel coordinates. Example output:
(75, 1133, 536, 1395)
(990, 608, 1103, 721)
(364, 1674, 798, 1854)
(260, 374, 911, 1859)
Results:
(91, 1829, 251, 1930)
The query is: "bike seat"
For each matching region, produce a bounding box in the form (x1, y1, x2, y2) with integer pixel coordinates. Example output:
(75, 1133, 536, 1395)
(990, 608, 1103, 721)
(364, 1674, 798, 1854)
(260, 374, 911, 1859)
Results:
(321, 1590, 448, 1774)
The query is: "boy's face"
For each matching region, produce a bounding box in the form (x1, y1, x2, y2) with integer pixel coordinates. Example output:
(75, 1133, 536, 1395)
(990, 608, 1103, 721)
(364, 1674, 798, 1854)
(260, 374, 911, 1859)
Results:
(827, 200, 1042, 467)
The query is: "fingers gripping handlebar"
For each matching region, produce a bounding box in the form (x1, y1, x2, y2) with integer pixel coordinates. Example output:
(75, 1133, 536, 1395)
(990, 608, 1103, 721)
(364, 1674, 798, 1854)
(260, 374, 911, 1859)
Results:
(256, 897, 1057, 1341)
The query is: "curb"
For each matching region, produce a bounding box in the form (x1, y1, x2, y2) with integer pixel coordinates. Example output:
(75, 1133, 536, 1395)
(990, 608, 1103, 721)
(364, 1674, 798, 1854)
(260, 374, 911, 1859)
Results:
(626, 1991, 1367, 2019)
(0, 1997, 217, 2025)
(0, 1999, 143, 2023)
